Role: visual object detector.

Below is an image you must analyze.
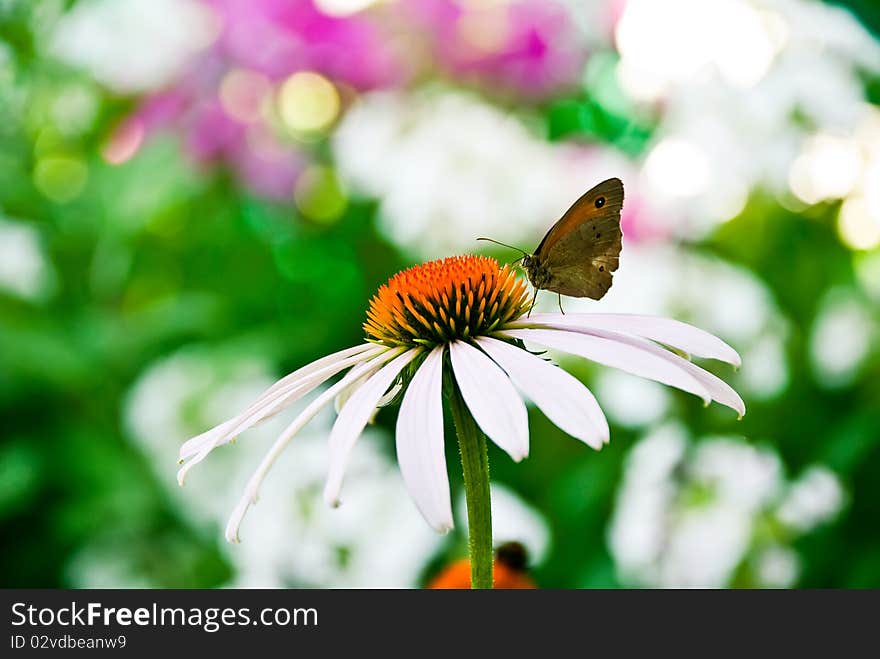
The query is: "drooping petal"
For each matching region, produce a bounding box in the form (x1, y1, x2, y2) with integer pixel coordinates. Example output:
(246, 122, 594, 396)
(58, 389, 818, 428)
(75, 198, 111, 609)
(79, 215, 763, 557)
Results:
(448, 340, 529, 462)
(395, 346, 452, 532)
(323, 348, 422, 507)
(263, 342, 378, 395)
(194, 344, 386, 454)
(682, 361, 745, 418)
(511, 313, 741, 366)
(475, 337, 609, 449)
(178, 354, 370, 485)
(524, 325, 745, 417)
(219, 344, 385, 445)
(176, 418, 239, 474)
(500, 328, 712, 405)
(179, 343, 386, 468)
(222, 348, 404, 542)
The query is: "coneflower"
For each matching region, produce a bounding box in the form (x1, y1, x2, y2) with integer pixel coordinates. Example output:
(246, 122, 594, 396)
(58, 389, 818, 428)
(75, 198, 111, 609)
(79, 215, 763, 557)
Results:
(179, 255, 743, 588)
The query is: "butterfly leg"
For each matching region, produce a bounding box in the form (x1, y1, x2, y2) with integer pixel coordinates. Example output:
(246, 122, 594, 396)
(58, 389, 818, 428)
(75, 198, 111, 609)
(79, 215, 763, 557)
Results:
(527, 288, 538, 318)
(557, 293, 565, 315)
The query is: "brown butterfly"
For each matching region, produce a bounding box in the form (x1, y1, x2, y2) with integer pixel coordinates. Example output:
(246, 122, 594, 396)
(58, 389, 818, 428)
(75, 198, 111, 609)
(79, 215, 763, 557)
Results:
(479, 177, 624, 313)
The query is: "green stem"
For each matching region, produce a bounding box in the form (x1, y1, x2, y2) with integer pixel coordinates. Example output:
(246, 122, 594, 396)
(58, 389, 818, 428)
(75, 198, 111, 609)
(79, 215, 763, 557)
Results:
(448, 378, 494, 590)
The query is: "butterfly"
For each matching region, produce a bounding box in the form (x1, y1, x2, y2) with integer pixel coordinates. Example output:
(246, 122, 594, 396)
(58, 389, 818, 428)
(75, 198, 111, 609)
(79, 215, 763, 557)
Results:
(479, 177, 624, 313)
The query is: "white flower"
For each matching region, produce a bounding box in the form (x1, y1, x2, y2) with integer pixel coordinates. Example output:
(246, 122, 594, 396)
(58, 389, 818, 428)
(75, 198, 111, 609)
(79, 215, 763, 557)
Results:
(809, 289, 875, 388)
(67, 546, 155, 589)
(332, 89, 640, 257)
(593, 370, 671, 429)
(0, 217, 55, 301)
(50, 0, 216, 93)
(753, 544, 800, 588)
(777, 466, 846, 533)
(609, 424, 845, 588)
(618, 0, 880, 235)
(179, 255, 743, 543)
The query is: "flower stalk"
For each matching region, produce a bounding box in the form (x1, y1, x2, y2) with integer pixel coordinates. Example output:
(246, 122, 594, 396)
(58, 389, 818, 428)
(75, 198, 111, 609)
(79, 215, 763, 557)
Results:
(448, 372, 494, 590)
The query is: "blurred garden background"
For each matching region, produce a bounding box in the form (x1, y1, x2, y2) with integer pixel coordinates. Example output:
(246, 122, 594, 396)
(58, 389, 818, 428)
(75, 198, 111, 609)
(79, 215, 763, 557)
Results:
(1, 0, 879, 588)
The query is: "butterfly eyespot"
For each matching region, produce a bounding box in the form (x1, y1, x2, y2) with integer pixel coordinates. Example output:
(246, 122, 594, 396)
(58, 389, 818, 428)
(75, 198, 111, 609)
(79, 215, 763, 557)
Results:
(594, 197, 606, 209)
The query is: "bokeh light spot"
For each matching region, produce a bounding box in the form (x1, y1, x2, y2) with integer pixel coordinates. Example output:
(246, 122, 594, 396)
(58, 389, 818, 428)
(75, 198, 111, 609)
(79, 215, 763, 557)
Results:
(33, 156, 88, 202)
(294, 165, 348, 224)
(314, 0, 379, 17)
(278, 72, 340, 135)
(788, 134, 861, 205)
(644, 138, 710, 198)
(220, 68, 271, 123)
(861, 162, 880, 222)
(838, 196, 880, 250)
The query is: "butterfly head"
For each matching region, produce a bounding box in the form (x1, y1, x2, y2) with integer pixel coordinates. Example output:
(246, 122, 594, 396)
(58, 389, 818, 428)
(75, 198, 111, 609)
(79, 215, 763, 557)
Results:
(521, 253, 551, 290)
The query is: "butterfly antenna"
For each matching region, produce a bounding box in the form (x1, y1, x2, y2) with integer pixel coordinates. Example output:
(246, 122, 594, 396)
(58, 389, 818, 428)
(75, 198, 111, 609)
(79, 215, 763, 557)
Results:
(476, 237, 529, 256)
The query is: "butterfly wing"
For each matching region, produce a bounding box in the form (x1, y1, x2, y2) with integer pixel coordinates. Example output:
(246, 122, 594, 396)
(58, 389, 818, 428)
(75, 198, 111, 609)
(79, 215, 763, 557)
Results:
(536, 178, 623, 299)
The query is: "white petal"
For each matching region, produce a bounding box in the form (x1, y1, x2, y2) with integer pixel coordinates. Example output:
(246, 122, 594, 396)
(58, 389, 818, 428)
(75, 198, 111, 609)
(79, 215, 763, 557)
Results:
(333, 370, 371, 414)
(210, 343, 384, 453)
(530, 326, 745, 417)
(448, 340, 529, 462)
(476, 337, 609, 449)
(264, 342, 377, 395)
(664, 351, 746, 418)
(375, 380, 403, 408)
(179, 344, 384, 466)
(335, 362, 404, 416)
(512, 313, 742, 366)
(395, 346, 452, 532)
(176, 418, 238, 471)
(323, 348, 421, 507)
(501, 328, 712, 405)
(222, 347, 403, 542)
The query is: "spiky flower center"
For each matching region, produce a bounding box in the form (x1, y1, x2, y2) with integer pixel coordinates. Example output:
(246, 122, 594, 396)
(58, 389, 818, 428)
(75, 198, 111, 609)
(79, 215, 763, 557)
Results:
(364, 255, 531, 347)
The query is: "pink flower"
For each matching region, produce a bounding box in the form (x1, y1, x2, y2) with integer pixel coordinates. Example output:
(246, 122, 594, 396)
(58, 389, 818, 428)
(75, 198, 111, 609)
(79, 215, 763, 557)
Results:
(404, 0, 587, 99)
(207, 0, 404, 89)
(116, 0, 404, 199)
